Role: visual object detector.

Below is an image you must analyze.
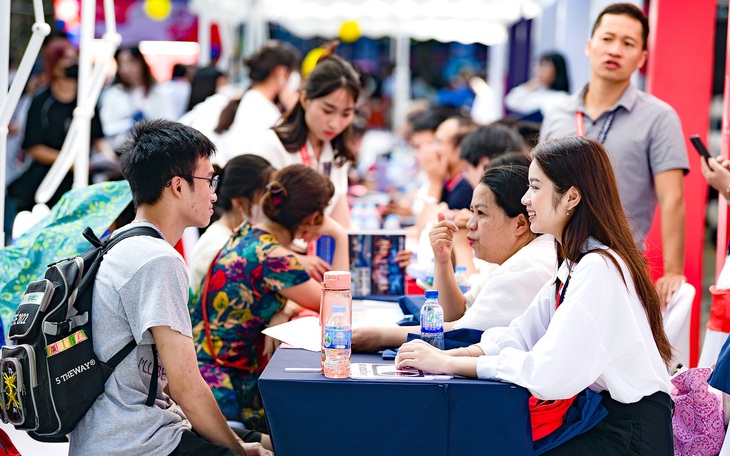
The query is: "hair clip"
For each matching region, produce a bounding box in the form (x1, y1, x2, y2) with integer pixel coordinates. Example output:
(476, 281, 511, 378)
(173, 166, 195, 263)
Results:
(266, 182, 284, 195)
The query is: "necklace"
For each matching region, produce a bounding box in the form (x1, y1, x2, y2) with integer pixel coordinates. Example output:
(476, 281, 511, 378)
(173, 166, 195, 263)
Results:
(132, 219, 162, 233)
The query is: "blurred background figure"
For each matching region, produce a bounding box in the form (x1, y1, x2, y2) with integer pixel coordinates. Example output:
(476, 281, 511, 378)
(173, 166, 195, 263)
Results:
(162, 63, 192, 120)
(228, 40, 301, 151)
(504, 51, 570, 122)
(100, 45, 177, 151)
(7, 39, 112, 218)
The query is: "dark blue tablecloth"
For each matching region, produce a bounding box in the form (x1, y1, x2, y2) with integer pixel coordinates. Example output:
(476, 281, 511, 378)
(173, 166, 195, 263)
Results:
(259, 348, 531, 456)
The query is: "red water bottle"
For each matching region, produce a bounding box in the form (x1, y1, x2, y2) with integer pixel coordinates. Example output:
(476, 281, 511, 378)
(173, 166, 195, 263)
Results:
(320, 271, 352, 372)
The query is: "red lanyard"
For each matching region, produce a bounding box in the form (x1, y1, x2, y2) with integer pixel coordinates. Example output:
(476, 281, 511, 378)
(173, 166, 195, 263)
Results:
(555, 277, 570, 310)
(574, 110, 616, 144)
(574, 112, 586, 137)
(299, 144, 312, 167)
(445, 173, 464, 192)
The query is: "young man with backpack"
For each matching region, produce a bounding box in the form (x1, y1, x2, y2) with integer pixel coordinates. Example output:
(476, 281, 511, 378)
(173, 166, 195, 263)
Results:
(68, 120, 271, 456)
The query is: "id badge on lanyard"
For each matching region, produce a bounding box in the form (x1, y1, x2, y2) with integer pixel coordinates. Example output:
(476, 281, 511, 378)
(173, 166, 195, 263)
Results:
(574, 111, 616, 144)
(299, 144, 332, 177)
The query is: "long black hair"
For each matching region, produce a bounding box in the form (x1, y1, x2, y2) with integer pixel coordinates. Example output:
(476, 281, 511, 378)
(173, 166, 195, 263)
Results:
(273, 54, 361, 166)
(539, 52, 570, 93)
(531, 136, 671, 366)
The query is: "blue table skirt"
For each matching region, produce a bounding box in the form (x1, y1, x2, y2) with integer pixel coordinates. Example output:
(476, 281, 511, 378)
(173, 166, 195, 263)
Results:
(259, 348, 532, 456)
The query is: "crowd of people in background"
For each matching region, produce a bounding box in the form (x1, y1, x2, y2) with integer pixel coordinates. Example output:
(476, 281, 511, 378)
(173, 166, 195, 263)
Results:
(3, 2, 730, 455)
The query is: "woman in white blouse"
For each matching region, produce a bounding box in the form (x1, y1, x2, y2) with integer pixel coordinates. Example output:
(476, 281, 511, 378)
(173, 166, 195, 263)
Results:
(100, 46, 177, 151)
(249, 54, 361, 228)
(396, 136, 673, 454)
(352, 165, 555, 352)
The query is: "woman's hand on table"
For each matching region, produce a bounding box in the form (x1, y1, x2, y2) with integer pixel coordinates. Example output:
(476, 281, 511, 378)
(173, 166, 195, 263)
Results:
(395, 339, 452, 374)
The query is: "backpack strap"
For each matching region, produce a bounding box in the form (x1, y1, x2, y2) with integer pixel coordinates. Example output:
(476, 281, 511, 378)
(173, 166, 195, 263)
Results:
(91, 225, 163, 407)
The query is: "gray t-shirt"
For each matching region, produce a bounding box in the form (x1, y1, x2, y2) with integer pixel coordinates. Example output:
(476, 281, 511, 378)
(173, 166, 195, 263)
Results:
(540, 84, 689, 249)
(68, 223, 193, 456)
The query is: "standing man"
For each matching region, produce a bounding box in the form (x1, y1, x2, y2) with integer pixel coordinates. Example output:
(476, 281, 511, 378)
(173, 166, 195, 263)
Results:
(68, 120, 271, 456)
(540, 3, 689, 306)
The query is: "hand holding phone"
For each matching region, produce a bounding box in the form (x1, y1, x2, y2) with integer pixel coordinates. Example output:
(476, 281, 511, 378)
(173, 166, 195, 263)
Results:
(690, 135, 714, 160)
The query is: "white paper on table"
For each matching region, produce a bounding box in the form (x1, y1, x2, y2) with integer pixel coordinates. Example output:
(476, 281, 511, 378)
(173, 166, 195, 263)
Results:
(262, 316, 321, 352)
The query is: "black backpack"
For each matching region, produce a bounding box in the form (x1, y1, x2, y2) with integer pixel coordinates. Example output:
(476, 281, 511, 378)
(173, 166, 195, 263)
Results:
(0, 226, 161, 438)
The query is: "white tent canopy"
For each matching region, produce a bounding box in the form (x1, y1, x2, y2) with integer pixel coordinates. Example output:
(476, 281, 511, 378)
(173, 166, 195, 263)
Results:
(190, 0, 550, 45)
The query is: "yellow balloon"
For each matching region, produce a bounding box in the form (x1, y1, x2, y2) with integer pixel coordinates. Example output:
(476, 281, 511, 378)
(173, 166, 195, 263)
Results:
(144, 0, 172, 21)
(301, 47, 327, 79)
(339, 21, 361, 43)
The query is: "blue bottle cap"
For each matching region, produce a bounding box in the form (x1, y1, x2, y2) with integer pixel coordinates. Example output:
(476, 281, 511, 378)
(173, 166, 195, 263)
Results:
(455, 265, 467, 272)
(332, 306, 346, 313)
(425, 290, 438, 299)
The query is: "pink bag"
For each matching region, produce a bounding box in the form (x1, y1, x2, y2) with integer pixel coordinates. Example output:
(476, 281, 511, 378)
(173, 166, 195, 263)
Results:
(671, 367, 726, 456)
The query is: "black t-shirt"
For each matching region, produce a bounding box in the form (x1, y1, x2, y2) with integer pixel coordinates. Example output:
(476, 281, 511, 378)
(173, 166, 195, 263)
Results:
(9, 87, 105, 211)
(441, 174, 473, 210)
(22, 87, 104, 150)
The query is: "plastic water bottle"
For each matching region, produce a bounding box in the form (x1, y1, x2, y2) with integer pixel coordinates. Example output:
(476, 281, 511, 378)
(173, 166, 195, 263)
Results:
(362, 203, 382, 230)
(455, 265, 470, 294)
(320, 272, 352, 371)
(323, 306, 352, 378)
(350, 202, 365, 231)
(420, 290, 444, 349)
(382, 214, 401, 230)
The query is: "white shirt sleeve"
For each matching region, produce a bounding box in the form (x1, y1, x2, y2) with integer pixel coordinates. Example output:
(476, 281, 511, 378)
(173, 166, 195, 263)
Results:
(504, 84, 543, 114)
(476, 251, 671, 402)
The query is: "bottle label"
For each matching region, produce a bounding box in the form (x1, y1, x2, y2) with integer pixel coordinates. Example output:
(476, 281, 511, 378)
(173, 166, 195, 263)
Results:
(323, 327, 352, 350)
(421, 314, 443, 332)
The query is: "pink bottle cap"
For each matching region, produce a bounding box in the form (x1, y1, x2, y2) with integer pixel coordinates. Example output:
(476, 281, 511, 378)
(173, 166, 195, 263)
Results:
(322, 271, 351, 290)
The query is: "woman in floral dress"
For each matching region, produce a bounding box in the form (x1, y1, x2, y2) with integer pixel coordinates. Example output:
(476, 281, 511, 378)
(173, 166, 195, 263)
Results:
(189, 164, 349, 432)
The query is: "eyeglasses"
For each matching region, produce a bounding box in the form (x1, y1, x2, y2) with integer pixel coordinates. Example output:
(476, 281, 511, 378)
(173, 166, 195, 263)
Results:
(166, 175, 220, 191)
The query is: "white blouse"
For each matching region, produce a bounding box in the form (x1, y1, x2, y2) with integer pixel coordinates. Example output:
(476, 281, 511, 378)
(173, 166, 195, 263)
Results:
(249, 129, 349, 216)
(453, 234, 556, 330)
(475, 238, 671, 403)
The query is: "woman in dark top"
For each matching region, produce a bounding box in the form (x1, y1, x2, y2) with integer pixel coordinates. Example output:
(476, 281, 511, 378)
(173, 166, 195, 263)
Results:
(9, 40, 108, 212)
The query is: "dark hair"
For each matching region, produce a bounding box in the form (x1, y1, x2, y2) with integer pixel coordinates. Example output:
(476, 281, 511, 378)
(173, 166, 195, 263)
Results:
(274, 54, 361, 166)
(408, 105, 459, 134)
(216, 155, 274, 212)
(592, 3, 649, 50)
(172, 63, 188, 79)
(531, 136, 671, 365)
(480, 165, 529, 219)
(119, 119, 216, 207)
(539, 52, 570, 92)
(487, 151, 531, 168)
(493, 117, 541, 150)
(244, 40, 300, 83)
(261, 164, 335, 237)
(214, 98, 242, 134)
(114, 46, 155, 94)
(460, 124, 525, 167)
(187, 66, 224, 111)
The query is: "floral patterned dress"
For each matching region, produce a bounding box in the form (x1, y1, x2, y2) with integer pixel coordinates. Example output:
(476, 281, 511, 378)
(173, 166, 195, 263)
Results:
(189, 224, 310, 432)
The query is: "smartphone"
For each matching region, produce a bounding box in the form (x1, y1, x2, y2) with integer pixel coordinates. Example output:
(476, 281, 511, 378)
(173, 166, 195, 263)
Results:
(689, 135, 714, 160)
